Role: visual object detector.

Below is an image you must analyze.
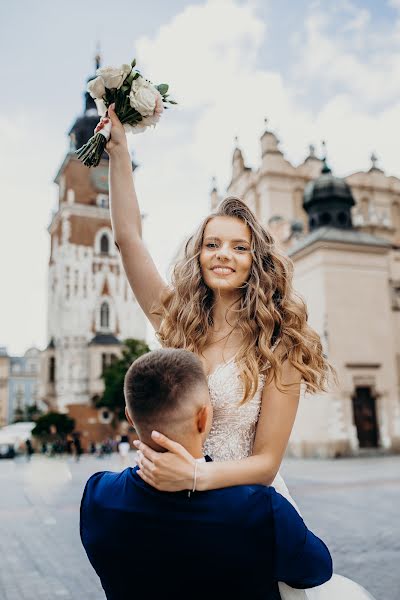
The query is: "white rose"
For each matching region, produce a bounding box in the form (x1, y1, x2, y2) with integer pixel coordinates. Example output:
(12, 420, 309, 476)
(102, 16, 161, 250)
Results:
(96, 64, 131, 89)
(87, 76, 106, 99)
(94, 98, 107, 117)
(124, 113, 160, 136)
(129, 78, 162, 117)
(124, 123, 148, 135)
(142, 113, 161, 127)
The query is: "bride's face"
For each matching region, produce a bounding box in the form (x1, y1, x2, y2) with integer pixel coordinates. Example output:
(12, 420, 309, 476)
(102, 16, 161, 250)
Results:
(199, 216, 252, 293)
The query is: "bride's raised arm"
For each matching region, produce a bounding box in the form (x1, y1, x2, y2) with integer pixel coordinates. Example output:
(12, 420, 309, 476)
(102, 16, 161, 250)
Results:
(106, 104, 168, 330)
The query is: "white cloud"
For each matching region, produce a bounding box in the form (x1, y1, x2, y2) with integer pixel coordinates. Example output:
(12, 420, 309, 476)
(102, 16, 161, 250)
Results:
(295, 4, 400, 109)
(136, 0, 265, 108)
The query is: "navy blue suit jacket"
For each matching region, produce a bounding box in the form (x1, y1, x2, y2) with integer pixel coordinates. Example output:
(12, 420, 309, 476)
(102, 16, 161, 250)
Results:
(80, 467, 332, 600)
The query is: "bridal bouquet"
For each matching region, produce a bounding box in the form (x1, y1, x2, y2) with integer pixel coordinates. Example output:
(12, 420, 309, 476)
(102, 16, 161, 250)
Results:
(76, 58, 176, 167)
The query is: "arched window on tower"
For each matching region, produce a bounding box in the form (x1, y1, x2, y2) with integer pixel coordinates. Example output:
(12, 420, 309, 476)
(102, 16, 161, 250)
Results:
(100, 302, 110, 329)
(100, 234, 110, 255)
(49, 356, 56, 383)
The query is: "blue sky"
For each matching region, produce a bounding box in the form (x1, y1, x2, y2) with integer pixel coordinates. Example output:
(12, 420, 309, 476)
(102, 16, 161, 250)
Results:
(1, 0, 399, 354)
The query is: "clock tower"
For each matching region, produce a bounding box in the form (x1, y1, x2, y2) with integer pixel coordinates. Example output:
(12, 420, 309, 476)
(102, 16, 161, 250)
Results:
(40, 56, 146, 442)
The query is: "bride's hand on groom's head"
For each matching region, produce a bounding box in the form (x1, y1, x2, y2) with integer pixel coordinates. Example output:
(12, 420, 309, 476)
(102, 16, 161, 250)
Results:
(133, 433, 196, 492)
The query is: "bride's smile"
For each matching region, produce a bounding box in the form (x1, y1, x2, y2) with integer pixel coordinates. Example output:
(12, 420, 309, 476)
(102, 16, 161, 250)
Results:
(200, 215, 252, 293)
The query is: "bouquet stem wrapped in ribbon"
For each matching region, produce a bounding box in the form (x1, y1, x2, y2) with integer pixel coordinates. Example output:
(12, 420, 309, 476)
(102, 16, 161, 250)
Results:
(76, 58, 176, 167)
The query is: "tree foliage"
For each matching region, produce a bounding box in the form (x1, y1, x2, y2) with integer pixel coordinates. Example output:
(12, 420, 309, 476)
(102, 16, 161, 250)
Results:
(14, 403, 44, 424)
(97, 338, 150, 421)
(32, 412, 75, 439)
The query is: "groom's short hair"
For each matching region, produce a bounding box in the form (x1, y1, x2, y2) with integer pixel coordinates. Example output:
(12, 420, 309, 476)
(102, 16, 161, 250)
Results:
(124, 348, 207, 427)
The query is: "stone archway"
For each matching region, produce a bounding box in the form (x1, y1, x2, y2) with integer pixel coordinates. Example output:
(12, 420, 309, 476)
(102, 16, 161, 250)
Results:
(352, 386, 379, 448)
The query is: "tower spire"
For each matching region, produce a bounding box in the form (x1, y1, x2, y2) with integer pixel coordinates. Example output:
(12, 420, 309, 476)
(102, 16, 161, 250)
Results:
(95, 43, 101, 71)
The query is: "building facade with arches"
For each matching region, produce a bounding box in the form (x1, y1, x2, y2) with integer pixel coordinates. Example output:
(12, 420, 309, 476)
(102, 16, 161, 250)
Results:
(213, 125, 400, 457)
(39, 61, 146, 443)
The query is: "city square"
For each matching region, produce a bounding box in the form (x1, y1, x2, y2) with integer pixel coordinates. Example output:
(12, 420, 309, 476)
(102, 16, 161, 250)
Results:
(0, 453, 398, 600)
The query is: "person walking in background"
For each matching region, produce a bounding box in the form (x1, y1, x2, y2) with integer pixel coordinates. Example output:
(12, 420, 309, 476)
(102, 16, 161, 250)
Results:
(72, 433, 83, 462)
(118, 434, 130, 467)
(25, 439, 34, 461)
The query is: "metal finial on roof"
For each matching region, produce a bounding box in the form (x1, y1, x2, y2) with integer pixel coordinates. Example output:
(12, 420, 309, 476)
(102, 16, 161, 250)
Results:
(234, 135, 239, 145)
(308, 143, 316, 158)
(321, 140, 331, 173)
(370, 152, 378, 169)
(211, 176, 218, 192)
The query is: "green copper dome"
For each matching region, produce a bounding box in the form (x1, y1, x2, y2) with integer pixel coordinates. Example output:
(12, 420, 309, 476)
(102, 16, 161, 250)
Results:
(303, 160, 355, 231)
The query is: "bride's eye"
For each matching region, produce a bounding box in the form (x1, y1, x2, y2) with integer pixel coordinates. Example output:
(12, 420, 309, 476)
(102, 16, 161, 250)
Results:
(235, 245, 249, 252)
(205, 242, 218, 248)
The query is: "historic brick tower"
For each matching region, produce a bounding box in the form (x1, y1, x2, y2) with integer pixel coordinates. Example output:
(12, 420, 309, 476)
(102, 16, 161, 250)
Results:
(40, 56, 146, 441)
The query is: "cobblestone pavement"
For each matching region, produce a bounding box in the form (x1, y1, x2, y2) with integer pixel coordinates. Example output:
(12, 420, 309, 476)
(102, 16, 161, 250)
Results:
(0, 454, 398, 600)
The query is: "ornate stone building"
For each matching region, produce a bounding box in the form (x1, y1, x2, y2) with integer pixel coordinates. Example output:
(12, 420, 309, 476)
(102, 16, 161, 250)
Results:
(0, 347, 43, 426)
(39, 59, 146, 443)
(213, 124, 400, 456)
(0, 348, 10, 426)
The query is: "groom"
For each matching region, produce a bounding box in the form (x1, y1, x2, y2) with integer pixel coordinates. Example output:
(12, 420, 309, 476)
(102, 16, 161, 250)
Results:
(80, 348, 332, 600)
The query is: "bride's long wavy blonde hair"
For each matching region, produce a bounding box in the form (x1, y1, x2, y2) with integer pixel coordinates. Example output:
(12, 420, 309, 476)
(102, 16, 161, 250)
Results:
(154, 197, 333, 403)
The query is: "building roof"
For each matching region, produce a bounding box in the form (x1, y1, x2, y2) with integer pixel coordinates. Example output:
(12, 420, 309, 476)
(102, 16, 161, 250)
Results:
(303, 160, 355, 209)
(88, 333, 121, 346)
(288, 226, 391, 257)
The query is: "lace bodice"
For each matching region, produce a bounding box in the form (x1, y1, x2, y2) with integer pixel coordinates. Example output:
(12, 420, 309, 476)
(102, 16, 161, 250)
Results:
(203, 357, 266, 461)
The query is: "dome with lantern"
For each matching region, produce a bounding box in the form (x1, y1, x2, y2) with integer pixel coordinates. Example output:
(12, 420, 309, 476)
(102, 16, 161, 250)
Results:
(303, 156, 355, 231)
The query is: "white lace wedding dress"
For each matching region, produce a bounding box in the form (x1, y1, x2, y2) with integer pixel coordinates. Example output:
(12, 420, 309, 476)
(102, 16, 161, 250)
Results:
(203, 357, 375, 600)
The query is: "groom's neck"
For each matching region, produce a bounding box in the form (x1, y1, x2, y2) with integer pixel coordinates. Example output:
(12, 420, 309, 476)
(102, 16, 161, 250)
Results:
(178, 437, 204, 460)
(141, 432, 204, 459)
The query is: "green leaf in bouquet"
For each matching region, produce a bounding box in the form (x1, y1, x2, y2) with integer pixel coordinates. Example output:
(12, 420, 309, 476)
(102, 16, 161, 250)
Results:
(120, 110, 143, 125)
(131, 58, 136, 68)
(133, 71, 141, 80)
(124, 71, 136, 88)
(167, 99, 178, 104)
(105, 88, 116, 105)
(157, 83, 169, 96)
(114, 92, 123, 114)
(119, 95, 131, 117)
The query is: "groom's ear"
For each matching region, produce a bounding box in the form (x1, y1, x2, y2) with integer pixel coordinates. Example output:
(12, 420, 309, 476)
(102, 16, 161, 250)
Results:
(196, 405, 211, 434)
(125, 406, 135, 428)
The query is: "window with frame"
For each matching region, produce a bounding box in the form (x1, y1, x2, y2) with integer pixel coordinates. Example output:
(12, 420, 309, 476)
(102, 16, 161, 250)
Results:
(100, 302, 110, 328)
(100, 234, 110, 255)
(49, 357, 56, 383)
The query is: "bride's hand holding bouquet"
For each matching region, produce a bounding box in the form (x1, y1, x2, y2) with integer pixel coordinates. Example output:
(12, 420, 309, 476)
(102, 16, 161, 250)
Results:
(76, 58, 176, 167)
(100, 104, 128, 156)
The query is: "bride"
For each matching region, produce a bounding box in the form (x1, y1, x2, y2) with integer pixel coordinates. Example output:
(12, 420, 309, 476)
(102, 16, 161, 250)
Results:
(105, 105, 374, 600)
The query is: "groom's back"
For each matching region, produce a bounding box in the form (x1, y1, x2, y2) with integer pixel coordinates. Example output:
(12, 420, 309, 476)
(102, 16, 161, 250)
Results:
(81, 468, 281, 600)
